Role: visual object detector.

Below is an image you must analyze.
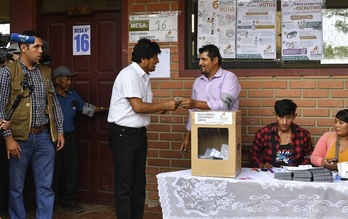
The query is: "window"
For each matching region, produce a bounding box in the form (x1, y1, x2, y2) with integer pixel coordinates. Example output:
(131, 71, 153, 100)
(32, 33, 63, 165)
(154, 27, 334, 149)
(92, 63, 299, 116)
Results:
(179, 0, 348, 76)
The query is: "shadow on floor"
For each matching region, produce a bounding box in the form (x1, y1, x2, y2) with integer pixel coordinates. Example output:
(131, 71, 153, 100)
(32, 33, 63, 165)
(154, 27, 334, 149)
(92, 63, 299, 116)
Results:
(0, 203, 163, 219)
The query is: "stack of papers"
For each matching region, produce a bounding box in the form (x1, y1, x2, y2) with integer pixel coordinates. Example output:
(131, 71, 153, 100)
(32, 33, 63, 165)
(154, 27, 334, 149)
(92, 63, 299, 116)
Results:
(292, 170, 313, 182)
(274, 167, 333, 182)
(274, 172, 293, 180)
(308, 167, 333, 182)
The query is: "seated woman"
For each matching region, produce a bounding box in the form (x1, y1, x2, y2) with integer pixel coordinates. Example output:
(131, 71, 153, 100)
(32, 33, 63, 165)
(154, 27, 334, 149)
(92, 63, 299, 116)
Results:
(311, 109, 348, 170)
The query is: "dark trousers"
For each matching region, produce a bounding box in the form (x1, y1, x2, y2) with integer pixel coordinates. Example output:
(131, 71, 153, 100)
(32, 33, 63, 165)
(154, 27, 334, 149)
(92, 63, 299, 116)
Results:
(0, 141, 9, 214)
(108, 124, 147, 219)
(53, 132, 79, 205)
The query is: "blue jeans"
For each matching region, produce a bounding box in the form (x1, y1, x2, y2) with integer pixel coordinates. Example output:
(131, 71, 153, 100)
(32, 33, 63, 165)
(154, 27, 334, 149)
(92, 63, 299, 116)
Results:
(8, 130, 55, 219)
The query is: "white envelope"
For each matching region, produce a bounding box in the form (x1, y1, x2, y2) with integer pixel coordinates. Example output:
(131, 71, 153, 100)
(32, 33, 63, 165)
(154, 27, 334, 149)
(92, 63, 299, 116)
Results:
(337, 162, 348, 178)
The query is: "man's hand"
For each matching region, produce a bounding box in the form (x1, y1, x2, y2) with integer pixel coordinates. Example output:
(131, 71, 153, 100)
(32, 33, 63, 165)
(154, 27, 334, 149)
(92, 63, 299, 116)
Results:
(180, 131, 191, 156)
(5, 136, 21, 159)
(0, 120, 11, 130)
(167, 100, 180, 111)
(56, 134, 65, 151)
(180, 98, 195, 109)
(259, 162, 273, 169)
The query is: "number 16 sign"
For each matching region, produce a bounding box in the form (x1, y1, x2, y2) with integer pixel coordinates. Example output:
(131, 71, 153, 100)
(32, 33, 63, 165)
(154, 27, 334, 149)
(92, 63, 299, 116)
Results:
(73, 25, 91, 55)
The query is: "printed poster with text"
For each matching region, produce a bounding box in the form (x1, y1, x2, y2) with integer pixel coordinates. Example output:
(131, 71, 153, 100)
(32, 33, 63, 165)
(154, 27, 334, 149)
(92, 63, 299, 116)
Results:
(197, 0, 237, 58)
(236, 0, 277, 59)
(281, 0, 323, 60)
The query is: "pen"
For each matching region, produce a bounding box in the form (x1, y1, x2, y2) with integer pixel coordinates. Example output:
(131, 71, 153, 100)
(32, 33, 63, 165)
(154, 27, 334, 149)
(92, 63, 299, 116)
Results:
(267, 168, 274, 173)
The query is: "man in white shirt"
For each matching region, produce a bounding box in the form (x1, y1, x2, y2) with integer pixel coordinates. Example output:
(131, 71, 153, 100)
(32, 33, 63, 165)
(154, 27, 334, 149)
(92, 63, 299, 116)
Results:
(107, 38, 179, 219)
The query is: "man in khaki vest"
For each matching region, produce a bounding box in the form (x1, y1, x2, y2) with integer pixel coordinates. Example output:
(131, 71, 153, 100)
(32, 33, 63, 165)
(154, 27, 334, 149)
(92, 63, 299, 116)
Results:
(0, 30, 64, 219)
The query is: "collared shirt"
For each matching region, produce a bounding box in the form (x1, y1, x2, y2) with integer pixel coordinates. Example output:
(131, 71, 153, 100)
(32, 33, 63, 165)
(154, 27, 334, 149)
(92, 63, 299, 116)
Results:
(0, 59, 64, 137)
(57, 89, 93, 133)
(107, 62, 152, 128)
(249, 122, 313, 167)
(186, 68, 241, 130)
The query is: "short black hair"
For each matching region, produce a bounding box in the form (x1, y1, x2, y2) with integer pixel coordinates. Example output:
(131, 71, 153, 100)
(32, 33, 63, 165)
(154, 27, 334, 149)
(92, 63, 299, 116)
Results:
(131, 38, 161, 64)
(336, 109, 348, 123)
(274, 99, 297, 117)
(198, 44, 222, 66)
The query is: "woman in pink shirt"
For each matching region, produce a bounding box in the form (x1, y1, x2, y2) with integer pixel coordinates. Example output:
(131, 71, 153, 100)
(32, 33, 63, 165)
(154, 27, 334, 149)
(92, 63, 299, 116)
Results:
(311, 109, 348, 170)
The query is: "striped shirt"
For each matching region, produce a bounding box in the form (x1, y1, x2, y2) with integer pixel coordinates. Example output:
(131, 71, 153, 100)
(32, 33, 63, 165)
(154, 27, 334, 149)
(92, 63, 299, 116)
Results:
(0, 59, 63, 137)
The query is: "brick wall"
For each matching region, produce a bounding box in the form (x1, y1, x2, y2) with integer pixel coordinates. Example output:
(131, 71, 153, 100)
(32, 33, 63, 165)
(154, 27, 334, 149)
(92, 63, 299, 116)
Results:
(128, 0, 348, 210)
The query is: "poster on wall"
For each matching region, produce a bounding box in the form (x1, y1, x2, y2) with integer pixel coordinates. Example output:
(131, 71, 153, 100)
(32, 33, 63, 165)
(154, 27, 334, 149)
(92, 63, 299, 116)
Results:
(236, 0, 277, 59)
(281, 0, 323, 60)
(129, 12, 178, 43)
(149, 48, 170, 78)
(197, 0, 237, 58)
(73, 25, 91, 56)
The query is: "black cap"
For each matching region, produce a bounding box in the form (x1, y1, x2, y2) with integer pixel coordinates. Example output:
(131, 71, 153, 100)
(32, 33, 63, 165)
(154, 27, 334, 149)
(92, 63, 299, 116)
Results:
(53, 66, 76, 79)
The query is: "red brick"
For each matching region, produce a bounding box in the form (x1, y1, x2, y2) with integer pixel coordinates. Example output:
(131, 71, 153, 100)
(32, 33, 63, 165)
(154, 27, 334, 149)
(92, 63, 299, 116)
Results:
(239, 99, 261, 107)
(129, 4, 146, 12)
(147, 149, 159, 157)
(294, 118, 315, 126)
(159, 150, 182, 158)
(153, 89, 170, 97)
(172, 89, 192, 98)
(318, 99, 344, 108)
(317, 81, 343, 89)
(147, 158, 170, 167)
(302, 109, 330, 117)
(160, 81, 184, 89)
(147, 132, 159, 141)
(160, 115, 184, 123)
(172, 159, 191, 168)
(275, 89, 301, 98)
(249, 107, 273, 116)
(317, 118, 335, 127)
(148, 141, 169, 149)
(249, 90, 273, 98)
(293, 99, 316, 107)
(307, 127, 330, 135)
(146, 167, 160, 175)
(147, 3, 170, 11)
(289, 81, 315, 89)
(332, 90, 348, 98)
(159, 133, 182, 141)
(261, 81, 287, 89)
(239, 81, 260, 89)
(303, 90, 329, 98)
(243, 117, 261, 125)
(148, 124, 170, 132)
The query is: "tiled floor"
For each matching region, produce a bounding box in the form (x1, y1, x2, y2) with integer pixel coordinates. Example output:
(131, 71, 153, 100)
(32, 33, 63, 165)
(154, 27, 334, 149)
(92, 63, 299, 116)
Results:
(0, 203, 163, 219)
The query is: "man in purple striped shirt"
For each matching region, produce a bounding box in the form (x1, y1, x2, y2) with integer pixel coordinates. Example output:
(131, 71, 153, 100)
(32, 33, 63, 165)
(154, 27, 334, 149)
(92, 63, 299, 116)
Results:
(180, 44, 241, 153)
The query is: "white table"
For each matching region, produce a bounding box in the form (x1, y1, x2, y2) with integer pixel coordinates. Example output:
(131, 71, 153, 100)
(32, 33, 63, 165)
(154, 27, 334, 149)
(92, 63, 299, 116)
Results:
(157, 168, 348, 218)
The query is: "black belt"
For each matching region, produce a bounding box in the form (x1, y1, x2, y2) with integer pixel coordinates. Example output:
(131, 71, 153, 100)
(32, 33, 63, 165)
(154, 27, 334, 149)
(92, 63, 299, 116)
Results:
(111, 123, 147, 132)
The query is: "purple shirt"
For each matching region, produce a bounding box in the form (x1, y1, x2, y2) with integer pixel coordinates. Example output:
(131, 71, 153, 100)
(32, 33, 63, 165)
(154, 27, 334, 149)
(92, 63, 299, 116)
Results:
(186, 68, 241, 130)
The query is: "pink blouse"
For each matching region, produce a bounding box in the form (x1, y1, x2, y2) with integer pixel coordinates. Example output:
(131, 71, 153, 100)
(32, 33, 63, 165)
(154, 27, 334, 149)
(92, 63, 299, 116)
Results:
(311, 131, 348, 166)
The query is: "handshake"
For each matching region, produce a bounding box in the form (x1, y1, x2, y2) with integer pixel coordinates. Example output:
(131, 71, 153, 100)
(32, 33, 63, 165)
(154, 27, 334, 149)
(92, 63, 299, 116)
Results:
(161, 97, 193, 114)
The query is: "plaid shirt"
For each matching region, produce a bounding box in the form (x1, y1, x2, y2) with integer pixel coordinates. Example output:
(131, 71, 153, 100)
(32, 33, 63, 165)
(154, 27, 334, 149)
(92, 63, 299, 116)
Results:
(0, 59, 64, 137)
(249, 122, 313, 167)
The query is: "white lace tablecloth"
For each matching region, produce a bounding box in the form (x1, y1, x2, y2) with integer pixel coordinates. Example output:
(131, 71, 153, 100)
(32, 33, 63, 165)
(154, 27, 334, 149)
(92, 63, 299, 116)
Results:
(157, 168, 348, 219)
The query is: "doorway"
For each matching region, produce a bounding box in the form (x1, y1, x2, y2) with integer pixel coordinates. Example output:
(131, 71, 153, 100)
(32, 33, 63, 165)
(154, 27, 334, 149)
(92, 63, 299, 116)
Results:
(41, 11, 122, 204)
